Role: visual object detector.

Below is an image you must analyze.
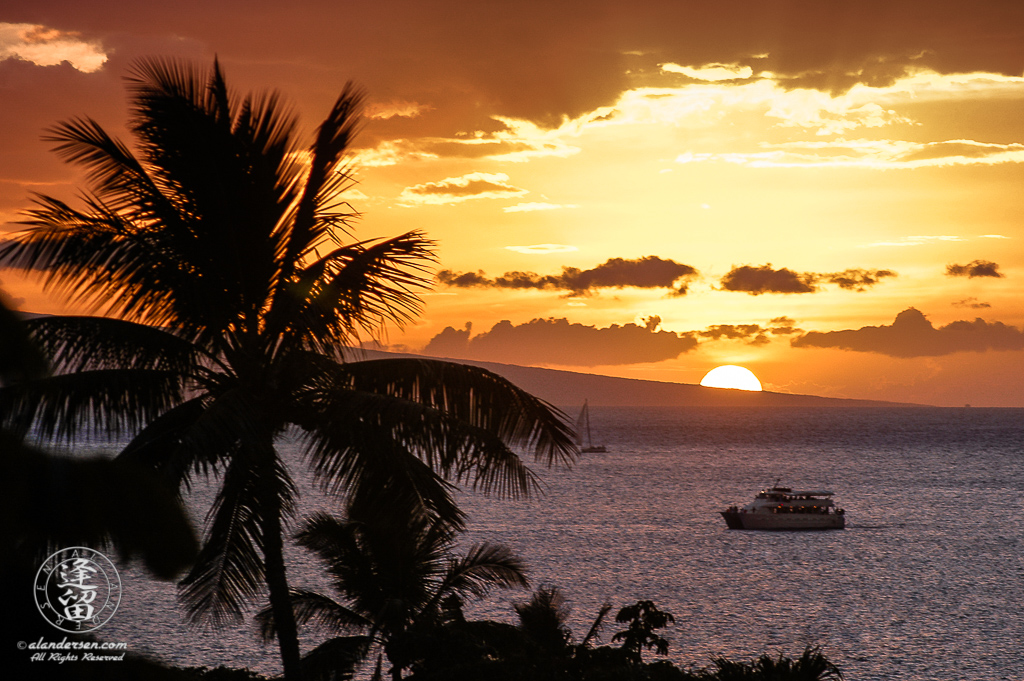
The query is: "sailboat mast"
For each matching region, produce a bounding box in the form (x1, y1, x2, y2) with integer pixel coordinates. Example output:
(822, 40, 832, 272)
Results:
(577, 399, 606, 453)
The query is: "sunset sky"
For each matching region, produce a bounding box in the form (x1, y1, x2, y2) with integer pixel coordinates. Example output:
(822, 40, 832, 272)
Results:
(2, 1, 1023, 406)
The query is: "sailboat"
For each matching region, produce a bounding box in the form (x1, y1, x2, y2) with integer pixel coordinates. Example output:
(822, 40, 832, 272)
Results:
(575, 399, 607, 453)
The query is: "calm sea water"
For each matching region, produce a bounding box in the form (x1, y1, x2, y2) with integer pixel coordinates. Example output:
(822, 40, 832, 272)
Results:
(96, 407, 1024, 681)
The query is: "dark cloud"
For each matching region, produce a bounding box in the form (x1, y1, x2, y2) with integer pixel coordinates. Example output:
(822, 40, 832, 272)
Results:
(435, 270, 491, 287)
(422, 317, 698, 366)
(698, 317, 802, 346)
(767, 317, 801, 335)
(719, 265, 816, 295)
(953, 298, 991, 309)
(4, 0, 1022, 142)
(0, 278, 26, 308)
(566, 257, 698, 293)
(720, 264, 897, 295)
(435, 269, 564, 290)
(946, 260, 1004, 278)
(699, 324, 765, 341)
(437, 256, 699, 296)
(423, 314, 804, 365)
(825, 268, 898, 291)
(792, 308, 1024, 357)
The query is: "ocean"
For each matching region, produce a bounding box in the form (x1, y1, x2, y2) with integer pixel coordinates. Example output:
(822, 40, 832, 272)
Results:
(95, 406, 1024, 680)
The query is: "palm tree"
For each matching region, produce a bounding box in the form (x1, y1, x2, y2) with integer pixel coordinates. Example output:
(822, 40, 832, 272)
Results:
(1, 297, 197, 576)
(704, 647, 844, 681)
(2, 298, 198, 680)
(257, 500, 530, 680)
(513, 587, 575, 658)
(0, 58, 575, 680)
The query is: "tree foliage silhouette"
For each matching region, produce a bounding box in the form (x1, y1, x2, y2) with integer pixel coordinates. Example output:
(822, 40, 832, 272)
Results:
(1, 298, 199, 681)
(257, 500, 529, 680)
(612, 600, 675, 662)
(0, 58, 575, 680)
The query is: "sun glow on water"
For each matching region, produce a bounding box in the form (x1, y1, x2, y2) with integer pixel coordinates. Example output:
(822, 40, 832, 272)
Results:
(699, 365, 763, 391)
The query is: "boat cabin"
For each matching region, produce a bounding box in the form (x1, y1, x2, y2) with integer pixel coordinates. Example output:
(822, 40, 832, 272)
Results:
(745, 486, 840, 515)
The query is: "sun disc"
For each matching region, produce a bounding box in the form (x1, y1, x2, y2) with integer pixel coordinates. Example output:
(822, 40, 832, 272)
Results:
(700, 365, 763, 391)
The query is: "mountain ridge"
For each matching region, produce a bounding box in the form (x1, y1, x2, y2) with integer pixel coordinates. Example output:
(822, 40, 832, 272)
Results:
(354, 349, 925, 408)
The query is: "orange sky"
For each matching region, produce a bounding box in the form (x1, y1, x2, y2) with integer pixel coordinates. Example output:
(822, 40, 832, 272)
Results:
(2, 1, 1024, 406)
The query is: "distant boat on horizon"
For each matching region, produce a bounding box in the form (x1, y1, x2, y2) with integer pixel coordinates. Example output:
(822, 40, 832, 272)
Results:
(575, 399, 607, 453)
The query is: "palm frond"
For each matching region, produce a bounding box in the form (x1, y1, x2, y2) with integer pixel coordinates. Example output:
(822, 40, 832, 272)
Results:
(26, 315, 202, 375)
(3, 197, 163, 316)
(442, 543, 530, 596)
(43, 117, 150, 210)
(180, 450, 296, 627)
(280, 83, 365, 265)
(790, 646, 845, 680)
(300, 361, 577, 500)
(21, 112, 233, 330)
(293, 511, 443, 625)
(117, 395, 216, 492)
(255, 588, 371, 643)
(300, 635, 373, 681)
(580, 602, 613, 648)
(298, 398, 468, 525)
(270, 231, 436, 351)
(294, 513, 383, 599)
(124, 57, 309, 342)
(0, 300, 47, 384)
(175, 388, 269, 468)
(4, 195, 237, 335)
(1, 368, 185, 442)
(41, 112, 186, 229)
(335, 358, 576, 467)
(514, 587, 573, 652)
(422, 543, 529, 619)
(125, 57, 211, 120)
(128, 55, 300, 229)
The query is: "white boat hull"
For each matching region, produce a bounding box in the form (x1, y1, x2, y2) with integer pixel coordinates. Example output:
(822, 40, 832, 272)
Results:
(721, 510, 845, 531)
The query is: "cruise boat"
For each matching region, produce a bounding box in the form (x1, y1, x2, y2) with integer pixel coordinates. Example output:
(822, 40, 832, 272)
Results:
(720, 484, 845, 530)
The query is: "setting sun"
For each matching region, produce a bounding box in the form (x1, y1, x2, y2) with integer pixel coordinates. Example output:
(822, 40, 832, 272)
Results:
(699, 365, 763, 391)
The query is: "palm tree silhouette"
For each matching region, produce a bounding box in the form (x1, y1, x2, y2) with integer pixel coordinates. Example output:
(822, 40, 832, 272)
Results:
(257, 499, 529, 681)
(2, 298, 199, 679)
(0, 58, 575, 680)
(1, 298, 197, 576)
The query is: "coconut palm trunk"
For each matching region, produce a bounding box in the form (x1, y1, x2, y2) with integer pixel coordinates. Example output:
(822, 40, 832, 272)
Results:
(255, 436, 304, 679)
(0, 58, 576, 680)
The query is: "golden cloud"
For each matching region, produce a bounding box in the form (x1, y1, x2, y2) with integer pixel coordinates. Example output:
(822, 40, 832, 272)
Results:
(504, 244, 579, 253)
(398, 172, 528, 205)
(0, 23, 106, 73)
(364, 100, 433, 120)
(503, 203, 578, 213)
(661, 62, 755, 81)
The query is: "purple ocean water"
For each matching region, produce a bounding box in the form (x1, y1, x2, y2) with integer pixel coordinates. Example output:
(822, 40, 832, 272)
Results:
(91, 406, 1023, 680)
